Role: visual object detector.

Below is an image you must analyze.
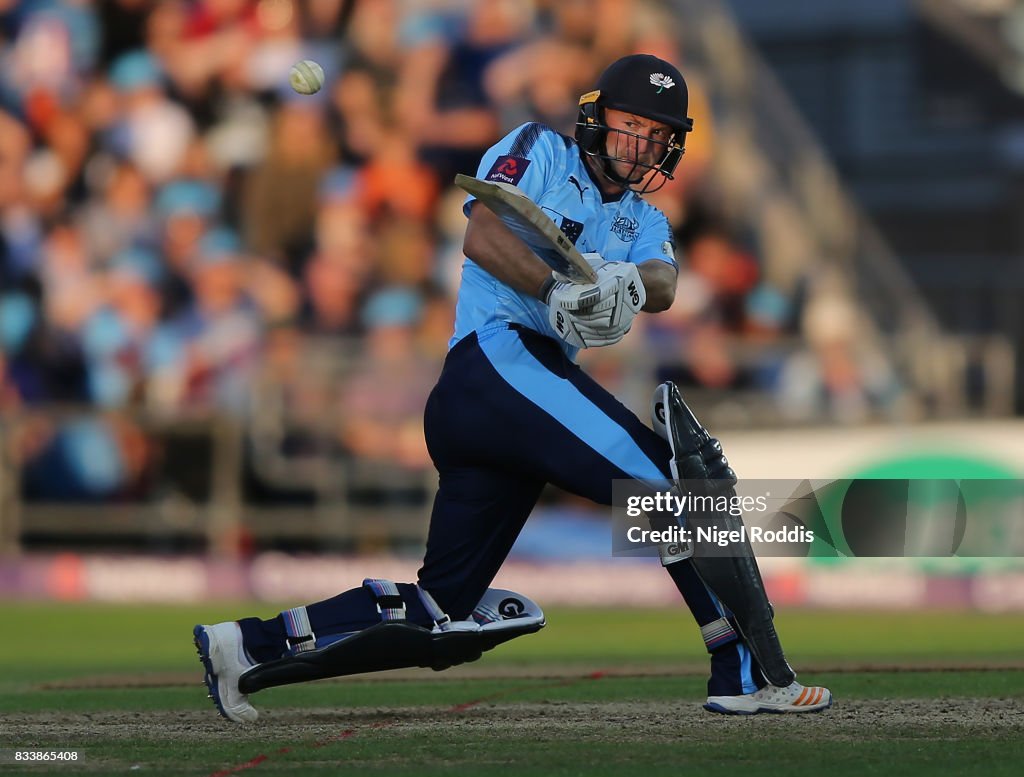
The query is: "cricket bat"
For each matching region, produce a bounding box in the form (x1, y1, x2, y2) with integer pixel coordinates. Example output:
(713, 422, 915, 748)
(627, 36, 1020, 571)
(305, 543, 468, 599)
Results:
(455, 173, 598, 284)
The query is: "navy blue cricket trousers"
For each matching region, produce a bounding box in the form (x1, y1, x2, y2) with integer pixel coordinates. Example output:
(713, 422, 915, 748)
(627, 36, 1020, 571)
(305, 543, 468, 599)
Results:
(417, 323, 672, 616)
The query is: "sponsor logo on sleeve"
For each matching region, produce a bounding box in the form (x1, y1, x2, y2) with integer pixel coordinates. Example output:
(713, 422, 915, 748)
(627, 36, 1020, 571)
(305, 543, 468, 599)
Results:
(662, 240, 675, 260)
(485, 155, 531, 185)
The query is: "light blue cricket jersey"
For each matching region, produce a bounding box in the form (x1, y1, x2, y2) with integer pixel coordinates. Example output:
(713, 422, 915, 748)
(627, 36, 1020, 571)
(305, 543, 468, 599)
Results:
(452, 122, 678, 361)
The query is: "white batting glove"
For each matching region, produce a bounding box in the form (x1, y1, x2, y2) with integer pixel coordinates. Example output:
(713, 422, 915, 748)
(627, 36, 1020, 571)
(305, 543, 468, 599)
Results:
(574, 315, 633, 347)
(549, 306, 589, 349)
(539, 252, 605, 306)
(549, 304, 634, 349)
(547, 261, 645, 347)
(550, 261, 645, 317)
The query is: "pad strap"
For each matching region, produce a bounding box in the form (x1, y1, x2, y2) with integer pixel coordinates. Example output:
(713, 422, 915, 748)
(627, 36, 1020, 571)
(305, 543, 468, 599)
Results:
(282, 606, 317, 654)
(416, 585, 452, 632)
(700, 616, 739, 652)
(363, 578, 406, 621)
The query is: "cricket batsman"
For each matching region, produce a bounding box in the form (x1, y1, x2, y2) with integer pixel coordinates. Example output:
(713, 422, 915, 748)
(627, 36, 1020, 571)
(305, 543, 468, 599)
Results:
(194, 54, 833, 721)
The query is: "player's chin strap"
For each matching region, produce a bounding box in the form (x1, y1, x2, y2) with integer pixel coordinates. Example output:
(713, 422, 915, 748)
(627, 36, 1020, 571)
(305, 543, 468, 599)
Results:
(651, 382, 796, 688)
(237, 582, 545, 694)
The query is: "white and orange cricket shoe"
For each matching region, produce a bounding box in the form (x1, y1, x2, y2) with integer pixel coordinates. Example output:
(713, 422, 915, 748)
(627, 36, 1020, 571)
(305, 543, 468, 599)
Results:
(705, 681, 833, 715)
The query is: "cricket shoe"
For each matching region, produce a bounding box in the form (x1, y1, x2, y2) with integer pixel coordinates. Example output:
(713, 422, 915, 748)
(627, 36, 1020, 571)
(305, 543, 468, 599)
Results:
(705, 681, 832, 715)
(193, 622, 259, 723)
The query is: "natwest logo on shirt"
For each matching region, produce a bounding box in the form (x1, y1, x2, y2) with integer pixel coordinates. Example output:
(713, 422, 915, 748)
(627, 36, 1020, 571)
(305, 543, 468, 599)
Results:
(485, 155, 531, 185)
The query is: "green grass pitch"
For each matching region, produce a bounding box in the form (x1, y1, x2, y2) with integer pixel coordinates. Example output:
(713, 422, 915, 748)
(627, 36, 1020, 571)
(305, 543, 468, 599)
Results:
(1, 603, 1022, 776)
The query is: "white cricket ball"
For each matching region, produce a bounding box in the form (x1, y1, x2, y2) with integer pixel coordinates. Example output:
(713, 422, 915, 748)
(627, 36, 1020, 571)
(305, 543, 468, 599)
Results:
(289, 60, 324, 95)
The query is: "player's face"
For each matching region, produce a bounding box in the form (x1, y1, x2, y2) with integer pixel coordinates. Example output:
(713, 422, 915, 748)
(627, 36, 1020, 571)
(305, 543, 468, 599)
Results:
(602, 108, 673, 183)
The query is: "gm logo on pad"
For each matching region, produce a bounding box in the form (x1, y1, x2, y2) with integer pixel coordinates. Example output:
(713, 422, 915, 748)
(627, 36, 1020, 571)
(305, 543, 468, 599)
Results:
(499, 598, 526, 618)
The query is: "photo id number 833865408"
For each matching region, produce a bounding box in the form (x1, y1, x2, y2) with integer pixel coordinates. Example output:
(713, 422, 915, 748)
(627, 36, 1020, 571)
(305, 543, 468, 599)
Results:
(9, 751, 80, 763)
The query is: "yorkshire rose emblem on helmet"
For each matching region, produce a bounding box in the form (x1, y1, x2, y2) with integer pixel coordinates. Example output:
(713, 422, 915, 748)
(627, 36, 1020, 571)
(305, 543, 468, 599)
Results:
(649, 72, 675, 93)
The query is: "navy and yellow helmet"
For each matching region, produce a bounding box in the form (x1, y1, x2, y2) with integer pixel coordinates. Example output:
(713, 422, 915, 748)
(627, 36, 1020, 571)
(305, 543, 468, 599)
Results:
(576, 54, 694, 191)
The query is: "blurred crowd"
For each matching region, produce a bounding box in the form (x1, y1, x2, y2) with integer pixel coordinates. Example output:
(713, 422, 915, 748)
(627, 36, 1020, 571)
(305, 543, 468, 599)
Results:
(0, 0, 899, 503)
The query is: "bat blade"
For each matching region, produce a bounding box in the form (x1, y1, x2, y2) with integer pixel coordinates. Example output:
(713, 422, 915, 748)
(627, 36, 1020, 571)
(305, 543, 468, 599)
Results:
(455, 174, 598, 284)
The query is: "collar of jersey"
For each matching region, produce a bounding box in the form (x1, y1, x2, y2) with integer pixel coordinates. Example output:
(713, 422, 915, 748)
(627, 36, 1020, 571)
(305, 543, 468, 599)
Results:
(578, 147, 630, 204)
